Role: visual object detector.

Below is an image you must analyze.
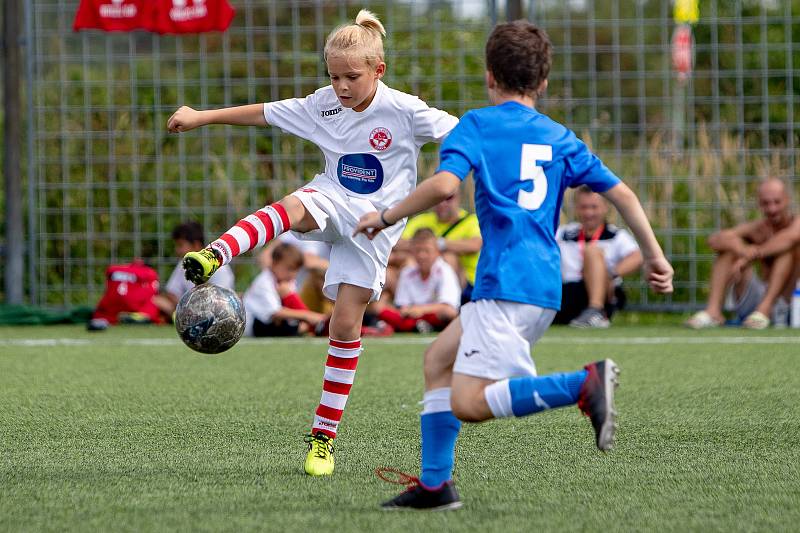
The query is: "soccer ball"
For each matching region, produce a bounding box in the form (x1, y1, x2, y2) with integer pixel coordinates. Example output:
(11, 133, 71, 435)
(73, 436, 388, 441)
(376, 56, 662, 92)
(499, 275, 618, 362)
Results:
(175, 284, 246, 354)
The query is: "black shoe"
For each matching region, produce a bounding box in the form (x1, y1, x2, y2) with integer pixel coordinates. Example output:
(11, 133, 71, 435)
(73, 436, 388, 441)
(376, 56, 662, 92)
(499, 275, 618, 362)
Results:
(377, 468, 462, 511)
(86, 318, 109, 331)
(577, 359, 620, 451)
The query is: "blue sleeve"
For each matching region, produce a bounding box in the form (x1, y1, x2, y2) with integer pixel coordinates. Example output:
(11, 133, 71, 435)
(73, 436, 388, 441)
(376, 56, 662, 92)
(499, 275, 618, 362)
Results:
(435, 112, 480, 180)
(563, 131, 621, 192)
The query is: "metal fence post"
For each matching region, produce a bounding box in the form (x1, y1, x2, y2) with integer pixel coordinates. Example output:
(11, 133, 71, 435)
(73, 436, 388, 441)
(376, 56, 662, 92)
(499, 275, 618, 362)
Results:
(2, 0, 25, 304)
(24, 0, 37, 305)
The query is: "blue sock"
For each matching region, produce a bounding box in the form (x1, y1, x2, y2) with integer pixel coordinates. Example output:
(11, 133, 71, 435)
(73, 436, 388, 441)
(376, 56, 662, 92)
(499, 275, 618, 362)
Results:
(506, 369, 588, 417)
(419, 411, 461, 489)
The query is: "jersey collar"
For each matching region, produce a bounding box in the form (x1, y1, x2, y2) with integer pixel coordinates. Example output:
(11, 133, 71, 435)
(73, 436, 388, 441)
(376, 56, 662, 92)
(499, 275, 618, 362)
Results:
(343, 80, 385, 118)
(498, 100, 538, 114)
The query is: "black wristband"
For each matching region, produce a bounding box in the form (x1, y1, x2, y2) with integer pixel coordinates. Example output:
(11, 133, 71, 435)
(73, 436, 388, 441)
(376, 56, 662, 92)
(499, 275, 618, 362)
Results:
(380, 209, 394, 227)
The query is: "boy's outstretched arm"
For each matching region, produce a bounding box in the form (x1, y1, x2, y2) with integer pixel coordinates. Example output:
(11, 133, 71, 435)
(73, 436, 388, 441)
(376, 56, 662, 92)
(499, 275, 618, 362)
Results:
(167, 104, 267, 133)
(602, 182, 674, 294)
(353, 171, 461, 239)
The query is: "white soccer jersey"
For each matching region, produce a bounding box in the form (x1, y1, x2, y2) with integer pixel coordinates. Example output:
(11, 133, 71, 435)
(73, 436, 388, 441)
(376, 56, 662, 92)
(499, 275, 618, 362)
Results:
(164, 260, 235, 298)
(556, 222, 640, 284)
(263, 81, 458, 209)
(394, 257, 461, 309)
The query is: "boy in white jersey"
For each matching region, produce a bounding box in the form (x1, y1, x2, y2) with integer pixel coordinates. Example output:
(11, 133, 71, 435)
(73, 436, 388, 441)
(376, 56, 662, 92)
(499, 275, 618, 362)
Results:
(166, 10, 458, 476)
(376, 228, 461, 333)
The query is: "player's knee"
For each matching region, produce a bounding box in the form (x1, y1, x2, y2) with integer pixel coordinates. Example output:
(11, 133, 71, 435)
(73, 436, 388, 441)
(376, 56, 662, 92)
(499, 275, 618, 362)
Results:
(277, 195, 301, 216)
(450, 398, 483, 422)
(278, 195, 316, 232)
(328, 315, 361, 340)
(450, 392, 489, 422)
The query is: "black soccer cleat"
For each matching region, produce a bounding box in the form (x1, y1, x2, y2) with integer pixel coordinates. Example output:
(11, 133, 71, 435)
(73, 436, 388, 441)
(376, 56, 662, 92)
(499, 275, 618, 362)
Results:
(577, 358, 620, 451)
(377, 468, 462, 511)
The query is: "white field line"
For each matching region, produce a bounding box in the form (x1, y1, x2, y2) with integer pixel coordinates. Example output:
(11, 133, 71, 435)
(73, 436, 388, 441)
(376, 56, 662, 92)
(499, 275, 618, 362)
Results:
(0, 335, 799, 348)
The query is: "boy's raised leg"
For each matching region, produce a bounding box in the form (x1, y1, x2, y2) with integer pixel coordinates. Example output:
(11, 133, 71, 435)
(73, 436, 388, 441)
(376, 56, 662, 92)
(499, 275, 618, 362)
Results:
(183, 195, 317, 284)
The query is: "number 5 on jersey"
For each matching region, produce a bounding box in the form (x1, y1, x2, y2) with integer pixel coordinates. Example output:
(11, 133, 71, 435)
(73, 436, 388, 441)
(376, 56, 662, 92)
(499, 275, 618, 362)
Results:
(517, 144, 552, 211)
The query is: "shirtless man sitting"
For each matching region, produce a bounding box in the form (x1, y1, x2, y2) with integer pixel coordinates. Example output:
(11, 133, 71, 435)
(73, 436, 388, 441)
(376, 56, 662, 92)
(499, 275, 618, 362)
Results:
(686, 178, 797, 329)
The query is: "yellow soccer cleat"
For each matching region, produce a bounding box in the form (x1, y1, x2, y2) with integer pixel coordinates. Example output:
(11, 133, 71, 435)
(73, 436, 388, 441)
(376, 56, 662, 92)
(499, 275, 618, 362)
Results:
(304, 432, 335, 476)
(182, 248, 221, 285)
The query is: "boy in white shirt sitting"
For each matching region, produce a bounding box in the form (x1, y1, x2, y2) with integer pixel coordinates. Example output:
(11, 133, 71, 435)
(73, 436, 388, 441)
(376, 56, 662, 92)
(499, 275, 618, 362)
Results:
(243, 243, 326, 337)
(376, 228, 461, 332)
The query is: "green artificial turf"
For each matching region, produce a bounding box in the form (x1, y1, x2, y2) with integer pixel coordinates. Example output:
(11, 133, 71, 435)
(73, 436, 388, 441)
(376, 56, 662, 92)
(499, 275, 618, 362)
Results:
(1, 325, 799, 532)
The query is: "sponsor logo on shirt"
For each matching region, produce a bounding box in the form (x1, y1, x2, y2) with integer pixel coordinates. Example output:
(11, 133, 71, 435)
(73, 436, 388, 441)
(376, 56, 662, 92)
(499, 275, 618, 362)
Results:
(320, 106, 342, 118)
(369, 127, 392, 151)
(336, 154, 384, 194)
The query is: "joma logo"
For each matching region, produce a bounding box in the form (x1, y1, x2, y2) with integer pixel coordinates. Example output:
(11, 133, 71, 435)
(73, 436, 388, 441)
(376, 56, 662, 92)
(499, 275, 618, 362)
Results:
(320, 107, 342, 117)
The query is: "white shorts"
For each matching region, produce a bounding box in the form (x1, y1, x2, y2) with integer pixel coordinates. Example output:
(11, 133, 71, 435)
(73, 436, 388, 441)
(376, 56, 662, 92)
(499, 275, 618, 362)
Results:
(453, 300, 556, 381)
(291, 176, 404, 302)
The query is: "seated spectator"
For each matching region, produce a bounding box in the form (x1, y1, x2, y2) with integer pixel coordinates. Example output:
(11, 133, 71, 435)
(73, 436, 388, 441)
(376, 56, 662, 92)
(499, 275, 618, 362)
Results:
(258, 234, 334, 316)
(374, 228, 461, 333)
(733, 207, 800, 308)
(397, 188, 481, 303)
(152, 221, 235, 320)
(686, 178, 797, 329)
(554, 186, 643, 328)
(243, 243, 326, 337)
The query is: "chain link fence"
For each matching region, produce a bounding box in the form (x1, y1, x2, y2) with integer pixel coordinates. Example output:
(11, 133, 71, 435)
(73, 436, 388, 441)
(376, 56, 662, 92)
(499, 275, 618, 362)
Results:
(20, 0, 800, 309)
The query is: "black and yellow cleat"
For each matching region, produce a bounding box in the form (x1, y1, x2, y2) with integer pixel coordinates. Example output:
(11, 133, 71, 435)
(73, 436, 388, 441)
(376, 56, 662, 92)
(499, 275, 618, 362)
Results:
(182, 248, 221, 285)
(303, 432, 335, 476)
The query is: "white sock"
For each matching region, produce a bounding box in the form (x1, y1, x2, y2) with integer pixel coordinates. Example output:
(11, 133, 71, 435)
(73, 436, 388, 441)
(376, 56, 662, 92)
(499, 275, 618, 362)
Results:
(421, 387, 452, 415)
(484, 379, 513, 418)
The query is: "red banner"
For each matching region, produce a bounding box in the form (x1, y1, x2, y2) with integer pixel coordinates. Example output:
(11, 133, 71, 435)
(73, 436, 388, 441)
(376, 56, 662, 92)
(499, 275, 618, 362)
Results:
(155, 0, 235, 34)
(73, 0, 155, 32)
(73, 0, 234, 34)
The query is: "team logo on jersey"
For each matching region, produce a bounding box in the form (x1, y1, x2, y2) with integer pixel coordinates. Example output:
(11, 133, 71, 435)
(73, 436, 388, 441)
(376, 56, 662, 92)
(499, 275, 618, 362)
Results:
(337, 154, 384, 194)
(320, 106, 342, 118)
(369, 127, 392, 151)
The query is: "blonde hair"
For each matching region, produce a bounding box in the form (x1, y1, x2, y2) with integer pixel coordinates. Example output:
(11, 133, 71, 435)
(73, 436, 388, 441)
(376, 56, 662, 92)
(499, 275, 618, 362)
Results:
(324, 9, 386, 69)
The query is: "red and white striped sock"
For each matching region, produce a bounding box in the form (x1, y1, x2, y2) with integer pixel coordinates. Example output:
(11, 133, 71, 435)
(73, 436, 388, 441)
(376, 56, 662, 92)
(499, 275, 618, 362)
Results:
(208, 202, 290, 266)
(311, 338, 362, 439)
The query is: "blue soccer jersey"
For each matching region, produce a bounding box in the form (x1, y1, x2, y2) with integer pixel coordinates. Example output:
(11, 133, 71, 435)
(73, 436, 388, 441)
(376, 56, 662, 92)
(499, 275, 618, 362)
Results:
(437, 101, 621, 309)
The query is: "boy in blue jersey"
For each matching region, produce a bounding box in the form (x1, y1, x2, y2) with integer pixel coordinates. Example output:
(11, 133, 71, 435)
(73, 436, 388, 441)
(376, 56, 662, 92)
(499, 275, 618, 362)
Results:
(355, 21, 674, 510)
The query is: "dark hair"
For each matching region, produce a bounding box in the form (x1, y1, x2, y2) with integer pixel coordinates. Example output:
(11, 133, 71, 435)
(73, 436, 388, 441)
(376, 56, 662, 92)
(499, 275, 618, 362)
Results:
(575, 185, 595, 197)
(172, 221, 205, 245)
(271, 243, 304, 270)
(412, 227, 437, 242)
(485, 21, 552, 97)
